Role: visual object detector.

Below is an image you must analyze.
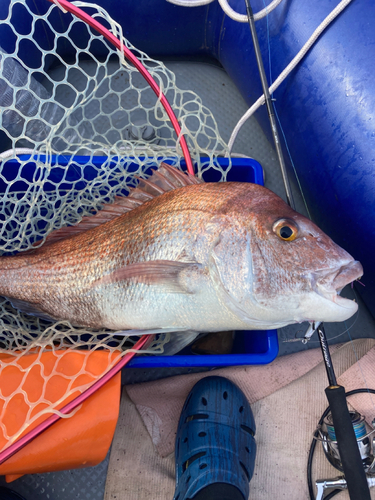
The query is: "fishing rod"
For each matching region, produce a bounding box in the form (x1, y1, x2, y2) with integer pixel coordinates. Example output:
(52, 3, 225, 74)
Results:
(243, 1, 371, 498)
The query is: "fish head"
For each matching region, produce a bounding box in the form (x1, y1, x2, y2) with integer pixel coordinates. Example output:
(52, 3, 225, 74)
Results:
(216, 184, 363, 328)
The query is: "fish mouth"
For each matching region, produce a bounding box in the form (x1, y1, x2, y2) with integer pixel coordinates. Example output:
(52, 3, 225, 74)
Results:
(314, 260, 363, 308)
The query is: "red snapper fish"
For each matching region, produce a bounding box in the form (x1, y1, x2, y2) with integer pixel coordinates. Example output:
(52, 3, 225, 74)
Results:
(0, 164, 363, 342)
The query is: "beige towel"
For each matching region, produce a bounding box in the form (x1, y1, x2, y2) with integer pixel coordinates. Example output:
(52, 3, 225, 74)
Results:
(126, 343, 344, 457)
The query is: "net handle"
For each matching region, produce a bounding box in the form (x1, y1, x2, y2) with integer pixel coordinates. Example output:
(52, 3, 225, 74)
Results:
(0, 335, 152, 465)
(46, 0, 195, 175)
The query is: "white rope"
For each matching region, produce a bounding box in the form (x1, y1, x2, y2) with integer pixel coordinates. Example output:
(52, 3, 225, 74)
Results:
(166, 0, 213, 6)
(0, 148, 36, 159)
(218, 0, 284, 22)
(52, 0, 68, 14)
(167, 0, 284, 20)
(228, 0, 354, 154)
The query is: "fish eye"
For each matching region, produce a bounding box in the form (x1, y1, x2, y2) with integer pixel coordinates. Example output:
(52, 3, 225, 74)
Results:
(273, 219, 299, 241)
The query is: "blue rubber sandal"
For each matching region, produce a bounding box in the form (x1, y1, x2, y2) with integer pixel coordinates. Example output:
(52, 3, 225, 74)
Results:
(173, 376, 256, 500)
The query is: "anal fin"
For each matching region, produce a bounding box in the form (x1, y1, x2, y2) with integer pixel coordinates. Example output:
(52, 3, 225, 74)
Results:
(8, 298, 56, 322)
(161, 330, 200, 355)
(113, 328, 200, 356)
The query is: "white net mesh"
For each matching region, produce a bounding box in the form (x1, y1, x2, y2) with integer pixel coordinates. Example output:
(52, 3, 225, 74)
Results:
(0, 0, 229, 451)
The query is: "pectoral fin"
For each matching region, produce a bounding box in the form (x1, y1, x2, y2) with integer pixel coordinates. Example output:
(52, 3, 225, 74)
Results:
(92, 260, 203, 294)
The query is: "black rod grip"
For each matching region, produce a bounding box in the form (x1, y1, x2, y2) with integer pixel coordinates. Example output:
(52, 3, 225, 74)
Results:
(325, 385, 370, 500)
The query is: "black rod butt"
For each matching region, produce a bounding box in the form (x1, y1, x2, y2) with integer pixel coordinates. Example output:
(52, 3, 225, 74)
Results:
(325, 385, 370, 499)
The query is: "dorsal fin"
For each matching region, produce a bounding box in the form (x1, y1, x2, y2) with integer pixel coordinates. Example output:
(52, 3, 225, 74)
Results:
(31, 163, 203, 248)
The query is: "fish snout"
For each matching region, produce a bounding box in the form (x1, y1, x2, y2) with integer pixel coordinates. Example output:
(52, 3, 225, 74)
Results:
(314, 260, 363, 294)
(330, 260, 363, 291)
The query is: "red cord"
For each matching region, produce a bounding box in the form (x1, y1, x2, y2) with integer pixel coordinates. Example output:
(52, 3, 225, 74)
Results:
(0, 335, 151, 466)
(47, 0, 195, 175)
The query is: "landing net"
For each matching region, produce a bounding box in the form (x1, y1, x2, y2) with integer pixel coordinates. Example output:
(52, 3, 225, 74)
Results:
(0, 0, 229, 451)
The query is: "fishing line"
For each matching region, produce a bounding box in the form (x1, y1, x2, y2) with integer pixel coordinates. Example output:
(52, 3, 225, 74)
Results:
(261, 0, 312, 218)
(244, 0, 294, 208)
(273, 109, 312, 218)
(281, 312, 359, 344)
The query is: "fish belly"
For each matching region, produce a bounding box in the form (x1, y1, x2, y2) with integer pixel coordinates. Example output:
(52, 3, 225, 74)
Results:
(94, 280, 253, 332)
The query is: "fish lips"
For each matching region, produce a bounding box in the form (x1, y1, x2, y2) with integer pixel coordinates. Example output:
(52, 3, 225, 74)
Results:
(330, 260, 364, 291)
(313, 260, 363, 310)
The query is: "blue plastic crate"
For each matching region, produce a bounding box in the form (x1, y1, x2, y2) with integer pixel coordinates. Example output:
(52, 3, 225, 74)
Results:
(128, 329, 279, 368)
(1, 154, 278, 367)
